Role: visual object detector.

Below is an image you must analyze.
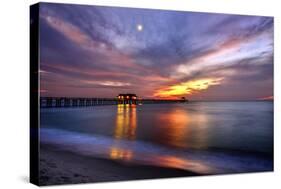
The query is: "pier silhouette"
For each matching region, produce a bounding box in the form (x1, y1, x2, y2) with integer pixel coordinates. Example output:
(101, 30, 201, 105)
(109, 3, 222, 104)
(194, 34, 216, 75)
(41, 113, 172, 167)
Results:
(40, 94, 188, 108)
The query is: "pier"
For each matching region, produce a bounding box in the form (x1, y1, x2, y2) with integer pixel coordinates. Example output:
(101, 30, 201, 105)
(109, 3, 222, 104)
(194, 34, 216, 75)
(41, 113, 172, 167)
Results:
(40, 94, 188, 108)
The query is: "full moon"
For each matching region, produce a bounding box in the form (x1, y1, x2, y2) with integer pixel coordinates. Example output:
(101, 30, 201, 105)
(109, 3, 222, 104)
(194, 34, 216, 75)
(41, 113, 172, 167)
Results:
(137, 24, 143, 31)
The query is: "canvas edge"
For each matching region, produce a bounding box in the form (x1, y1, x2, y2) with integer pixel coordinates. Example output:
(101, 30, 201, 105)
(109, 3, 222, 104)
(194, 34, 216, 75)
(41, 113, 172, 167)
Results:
(30, 2, 40, 186)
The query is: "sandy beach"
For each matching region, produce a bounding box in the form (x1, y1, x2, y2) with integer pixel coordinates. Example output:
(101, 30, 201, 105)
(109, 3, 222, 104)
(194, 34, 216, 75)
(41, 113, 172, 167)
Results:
(39, 144, 199, 186)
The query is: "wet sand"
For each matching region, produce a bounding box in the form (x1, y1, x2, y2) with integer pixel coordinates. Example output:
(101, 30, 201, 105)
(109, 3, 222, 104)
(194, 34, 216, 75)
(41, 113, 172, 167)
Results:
(39, 144, 199, 186)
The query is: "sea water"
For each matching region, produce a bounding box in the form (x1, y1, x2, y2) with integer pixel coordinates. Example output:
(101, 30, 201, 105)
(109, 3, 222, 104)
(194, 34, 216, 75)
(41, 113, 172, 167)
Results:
(40, 101, 273, 174)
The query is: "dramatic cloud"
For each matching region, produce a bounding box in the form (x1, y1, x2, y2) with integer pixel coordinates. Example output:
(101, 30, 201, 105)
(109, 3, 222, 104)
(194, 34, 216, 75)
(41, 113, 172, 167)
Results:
(39, 3, 273, 100)
(154, 78, 223, 98)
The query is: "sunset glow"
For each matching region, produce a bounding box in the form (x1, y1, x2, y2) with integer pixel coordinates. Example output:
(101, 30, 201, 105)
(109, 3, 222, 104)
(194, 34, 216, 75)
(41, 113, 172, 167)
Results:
(154, 78, 223, 98)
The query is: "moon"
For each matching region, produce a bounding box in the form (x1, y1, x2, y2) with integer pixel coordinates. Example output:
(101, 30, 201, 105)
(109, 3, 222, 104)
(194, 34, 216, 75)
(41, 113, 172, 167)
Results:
(136, 24, 143, 31)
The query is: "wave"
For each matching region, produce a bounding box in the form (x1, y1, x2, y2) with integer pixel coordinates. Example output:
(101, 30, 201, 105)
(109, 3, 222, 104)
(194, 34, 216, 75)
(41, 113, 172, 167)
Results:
(40, 128, 273, 174)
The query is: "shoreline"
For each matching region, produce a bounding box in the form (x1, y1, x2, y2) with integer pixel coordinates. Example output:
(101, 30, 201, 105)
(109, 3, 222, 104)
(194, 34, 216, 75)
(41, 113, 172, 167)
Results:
(39, 144, 199, 186)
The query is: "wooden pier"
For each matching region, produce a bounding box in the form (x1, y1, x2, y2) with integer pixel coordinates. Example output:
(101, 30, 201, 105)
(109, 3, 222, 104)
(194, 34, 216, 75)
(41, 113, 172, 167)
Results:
(40, 96, 187, 108)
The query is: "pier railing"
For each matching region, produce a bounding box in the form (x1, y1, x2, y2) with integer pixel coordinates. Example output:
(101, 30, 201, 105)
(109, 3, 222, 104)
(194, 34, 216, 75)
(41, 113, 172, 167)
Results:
(40, 97, 187, 108)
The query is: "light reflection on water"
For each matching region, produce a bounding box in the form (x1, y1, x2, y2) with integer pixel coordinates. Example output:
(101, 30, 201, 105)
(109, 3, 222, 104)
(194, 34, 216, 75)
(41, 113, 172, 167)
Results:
(156, 109, 190, 148)
(109, 104, 212, 171)
(114, 104, 137, 140)
(110, 104, 137, 161)
(109, 147, 133, 161)
(40, 101, 273, 173)
(150, 156, 214, 173)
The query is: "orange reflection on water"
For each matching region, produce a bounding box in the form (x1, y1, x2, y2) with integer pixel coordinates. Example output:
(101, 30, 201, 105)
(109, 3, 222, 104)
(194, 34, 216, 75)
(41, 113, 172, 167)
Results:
(153, 155, 213, 174)
(157, 109, 190, 148)
(109, 147, 133, 160)
(109, 104, 137, 161)
(114, 104, 137, 140)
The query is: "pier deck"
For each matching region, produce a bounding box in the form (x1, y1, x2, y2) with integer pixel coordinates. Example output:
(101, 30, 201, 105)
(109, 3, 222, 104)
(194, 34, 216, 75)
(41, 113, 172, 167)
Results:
(40, 97, 187, 108)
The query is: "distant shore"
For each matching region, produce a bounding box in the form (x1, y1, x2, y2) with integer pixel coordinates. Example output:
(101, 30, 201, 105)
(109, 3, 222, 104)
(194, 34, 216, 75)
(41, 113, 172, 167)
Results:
(39, 144, 199, 186)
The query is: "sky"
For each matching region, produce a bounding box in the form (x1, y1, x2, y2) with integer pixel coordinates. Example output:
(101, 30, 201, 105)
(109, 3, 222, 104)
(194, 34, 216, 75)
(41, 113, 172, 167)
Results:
(39, 3, 273, 100)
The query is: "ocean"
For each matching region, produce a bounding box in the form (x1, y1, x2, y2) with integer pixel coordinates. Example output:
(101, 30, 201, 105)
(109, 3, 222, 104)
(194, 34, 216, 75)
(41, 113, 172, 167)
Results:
(40, 101, 273, 175)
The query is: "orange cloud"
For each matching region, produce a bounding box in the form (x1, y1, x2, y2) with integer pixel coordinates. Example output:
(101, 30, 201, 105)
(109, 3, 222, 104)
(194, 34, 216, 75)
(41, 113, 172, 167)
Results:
(154, 78, 223, 98)
(258, 95, 273, 100)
